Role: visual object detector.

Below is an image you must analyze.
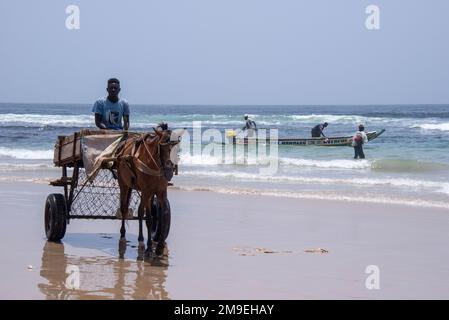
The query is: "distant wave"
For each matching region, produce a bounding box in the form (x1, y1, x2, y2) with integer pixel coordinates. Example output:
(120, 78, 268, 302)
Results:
(0, 147, 53, 160)
(411, 122, 449, 132)
(289, 114, 372, 124)
(0, 163, 54, 171)
(0, 113, 93, 127)
(2, 112, 446, 129)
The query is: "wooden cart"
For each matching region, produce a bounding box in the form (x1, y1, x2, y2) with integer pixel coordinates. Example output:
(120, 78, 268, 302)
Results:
(44, 129, 173, 242)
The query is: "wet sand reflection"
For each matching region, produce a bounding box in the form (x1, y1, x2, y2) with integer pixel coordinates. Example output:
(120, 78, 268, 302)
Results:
(38, 235, 169, 300)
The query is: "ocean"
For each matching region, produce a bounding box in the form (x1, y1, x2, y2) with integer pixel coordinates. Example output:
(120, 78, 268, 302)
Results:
(1, 103, 449, 209)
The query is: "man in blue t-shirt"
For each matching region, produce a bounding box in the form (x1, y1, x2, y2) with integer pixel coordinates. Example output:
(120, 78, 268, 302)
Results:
(92, 78, 130, 130)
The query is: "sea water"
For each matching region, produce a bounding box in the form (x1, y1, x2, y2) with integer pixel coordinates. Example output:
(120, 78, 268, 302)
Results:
(1, 103, 448, 209)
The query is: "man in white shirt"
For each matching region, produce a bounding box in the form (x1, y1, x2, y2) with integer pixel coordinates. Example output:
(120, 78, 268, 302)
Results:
(352, 124, 368, 159)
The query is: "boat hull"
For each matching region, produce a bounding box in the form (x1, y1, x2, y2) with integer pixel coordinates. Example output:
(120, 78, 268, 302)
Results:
(232, 129, 385, 146)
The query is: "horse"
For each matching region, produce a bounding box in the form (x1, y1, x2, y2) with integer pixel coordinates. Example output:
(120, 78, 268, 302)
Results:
(115, 127, 181, 258)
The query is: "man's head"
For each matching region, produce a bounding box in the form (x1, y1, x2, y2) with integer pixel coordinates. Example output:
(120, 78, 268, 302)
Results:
(244, 114, 249, 120)
(323, 122, 328, 127)
(107, 78, 121, 99)
(358, 124, 365, 131)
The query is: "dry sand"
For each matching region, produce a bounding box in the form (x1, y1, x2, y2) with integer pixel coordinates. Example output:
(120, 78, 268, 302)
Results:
(0, 181, 449, 299)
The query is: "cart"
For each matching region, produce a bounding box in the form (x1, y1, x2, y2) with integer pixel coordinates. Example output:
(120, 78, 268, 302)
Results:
(44, 129, 174, 242)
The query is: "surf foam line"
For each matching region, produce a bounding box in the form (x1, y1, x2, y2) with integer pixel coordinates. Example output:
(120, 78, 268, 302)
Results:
(171, 185, 449, 210)
(179, 170, 449, 195)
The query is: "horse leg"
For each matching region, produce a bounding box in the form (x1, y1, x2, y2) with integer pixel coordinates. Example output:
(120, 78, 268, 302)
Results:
(137, 194, 146, 260)
(119, 186, 131, 239)
(155, 191, 167, 256)
(145, 195, 154, 257)
(118, 183, 132, 258)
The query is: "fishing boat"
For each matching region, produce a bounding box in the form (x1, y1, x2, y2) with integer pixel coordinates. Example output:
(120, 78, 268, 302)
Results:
(230, 129, 385, 146)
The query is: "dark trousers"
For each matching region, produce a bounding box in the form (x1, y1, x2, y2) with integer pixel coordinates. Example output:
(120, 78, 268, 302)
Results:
(311, 129, 320, 137)
(354, 144, 365, 159)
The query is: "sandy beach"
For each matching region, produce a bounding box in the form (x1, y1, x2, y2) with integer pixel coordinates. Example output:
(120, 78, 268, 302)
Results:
(1, 180, 448, 300)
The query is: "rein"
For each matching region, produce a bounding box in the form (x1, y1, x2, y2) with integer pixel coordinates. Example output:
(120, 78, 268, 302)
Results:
(118, 132, 170, 179)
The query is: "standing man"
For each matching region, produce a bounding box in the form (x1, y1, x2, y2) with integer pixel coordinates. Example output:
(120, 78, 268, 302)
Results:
(92, 78, 130, 130)
(352, 124, 368, 159)
(241, 114, 257, 137)
(311, 122, 328, 138)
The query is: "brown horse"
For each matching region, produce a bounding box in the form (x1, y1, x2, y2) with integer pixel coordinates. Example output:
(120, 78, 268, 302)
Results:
(116, 128, 180, 258)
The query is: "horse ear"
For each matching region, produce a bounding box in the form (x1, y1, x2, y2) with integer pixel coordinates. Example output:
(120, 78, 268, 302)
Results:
(153, 127, 163, 136)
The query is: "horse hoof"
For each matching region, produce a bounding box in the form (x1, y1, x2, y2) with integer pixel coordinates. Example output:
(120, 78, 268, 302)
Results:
(155, 242, 165, 256)
(144, 248, 153, 258)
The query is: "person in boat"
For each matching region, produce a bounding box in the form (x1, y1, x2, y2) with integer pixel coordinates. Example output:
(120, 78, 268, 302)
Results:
(92, 78, 130, 131)
(242, 115, 257, 137)
(352, 124, 368, 159)
(311, 122, 328, 138)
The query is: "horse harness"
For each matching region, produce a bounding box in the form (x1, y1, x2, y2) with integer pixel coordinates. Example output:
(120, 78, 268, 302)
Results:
(115, 133, 165, 188)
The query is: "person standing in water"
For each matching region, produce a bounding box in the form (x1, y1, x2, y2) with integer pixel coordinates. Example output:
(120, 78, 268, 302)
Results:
(352, 124, 368, 159)
(92, 78, 130, 131)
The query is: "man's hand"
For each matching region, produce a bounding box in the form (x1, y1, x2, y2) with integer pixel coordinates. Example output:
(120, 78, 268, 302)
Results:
(94, 113, 107, 129)
(123, 115, 130, 131)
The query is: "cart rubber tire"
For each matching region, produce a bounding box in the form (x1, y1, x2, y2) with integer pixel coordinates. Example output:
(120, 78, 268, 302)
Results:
(150, 195, 171, 242)
(45, 193, 67, 242)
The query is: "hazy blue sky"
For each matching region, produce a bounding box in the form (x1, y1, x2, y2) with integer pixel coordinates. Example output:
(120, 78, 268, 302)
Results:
(0, 0, 448, 105)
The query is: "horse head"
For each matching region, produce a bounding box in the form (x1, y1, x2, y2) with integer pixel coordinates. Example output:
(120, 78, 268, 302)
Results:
(153, 127, 184, 181)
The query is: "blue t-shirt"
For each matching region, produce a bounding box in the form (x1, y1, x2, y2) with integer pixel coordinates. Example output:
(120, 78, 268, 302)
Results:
(92, 97, 130, 130)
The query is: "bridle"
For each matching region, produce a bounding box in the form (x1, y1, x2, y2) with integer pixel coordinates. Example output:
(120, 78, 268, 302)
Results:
(120, 131, 178, 180)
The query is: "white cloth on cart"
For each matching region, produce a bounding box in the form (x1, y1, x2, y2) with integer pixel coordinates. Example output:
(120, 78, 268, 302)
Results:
(81, 134, 123, 180)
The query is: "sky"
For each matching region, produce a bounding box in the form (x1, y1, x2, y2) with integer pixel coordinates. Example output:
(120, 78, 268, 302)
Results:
(0, 0, 448, 105)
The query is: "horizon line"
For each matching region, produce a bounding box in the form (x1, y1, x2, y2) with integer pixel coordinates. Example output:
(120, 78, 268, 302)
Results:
(1, 102, 449, 107)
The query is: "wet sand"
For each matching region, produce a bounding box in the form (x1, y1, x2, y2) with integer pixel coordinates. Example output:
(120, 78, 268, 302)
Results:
(1, 181, 449, 299)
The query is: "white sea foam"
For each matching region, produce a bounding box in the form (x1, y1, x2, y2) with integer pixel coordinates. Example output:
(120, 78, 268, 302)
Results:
(0, 113, 93, 127)
(0, 147, 53, 160)
(0, 163, 54, 171)
(280, 157, 371, 169)
(180, 153, 372, 170)
(412, 122, 449, 132)
(173, 185, 449, 210)
(289, 114, 371, 124)
(179, 170, 449, 195)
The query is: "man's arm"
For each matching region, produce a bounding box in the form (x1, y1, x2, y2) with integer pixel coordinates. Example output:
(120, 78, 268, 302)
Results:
(252, 121, 257, 130)
(123, 115, 129, 131)
(94, 113, 107, 129)
(123, 101, 130, 131)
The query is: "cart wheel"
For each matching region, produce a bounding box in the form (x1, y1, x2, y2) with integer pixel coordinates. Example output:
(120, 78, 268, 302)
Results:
(150, 195, 171, 242)
(44, 193, 67, 242)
